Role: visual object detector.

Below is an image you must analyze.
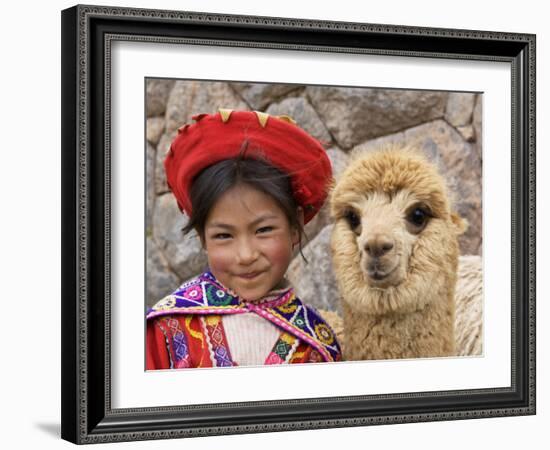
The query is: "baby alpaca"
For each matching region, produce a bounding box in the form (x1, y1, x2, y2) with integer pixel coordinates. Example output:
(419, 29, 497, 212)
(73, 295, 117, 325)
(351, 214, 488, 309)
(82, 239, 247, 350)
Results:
(330, 146, 467, 360)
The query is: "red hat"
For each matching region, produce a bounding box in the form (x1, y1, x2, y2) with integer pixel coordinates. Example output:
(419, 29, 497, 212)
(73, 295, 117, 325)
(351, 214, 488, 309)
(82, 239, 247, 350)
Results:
(164, 109, 332, 224)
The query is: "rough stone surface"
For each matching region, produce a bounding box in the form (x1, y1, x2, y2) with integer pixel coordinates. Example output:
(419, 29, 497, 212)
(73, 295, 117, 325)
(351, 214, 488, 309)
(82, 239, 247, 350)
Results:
(457, 125, 475, 142)
(154, 132, 176, 195)
(165, 81, 248, 134)
(306, 86, 447, 149)
(352, 119, 481, 255)
(147, 237, 181, 308)
(287, 225, 341, 313)
(326, 147, 351, 183)
(230, 82, 303, 110)
(152, 193, 209, 281)
(473, 94, 483, 158)
(265, 97, 332, 144)
(146, 79, 175, 117)
(445, 92, 475, 128)
(303, 202, 331, 246)
(146, 142, 156, 230)
(146, 117, 165, 146)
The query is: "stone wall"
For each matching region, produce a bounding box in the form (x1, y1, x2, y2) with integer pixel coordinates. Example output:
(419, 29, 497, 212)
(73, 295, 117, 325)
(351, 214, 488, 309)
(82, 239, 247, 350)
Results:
(146, 79, 482, 311)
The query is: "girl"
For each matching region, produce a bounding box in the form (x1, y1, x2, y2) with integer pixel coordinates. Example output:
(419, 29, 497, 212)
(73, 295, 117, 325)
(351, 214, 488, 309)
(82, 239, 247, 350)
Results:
(146, 109, 342, 369)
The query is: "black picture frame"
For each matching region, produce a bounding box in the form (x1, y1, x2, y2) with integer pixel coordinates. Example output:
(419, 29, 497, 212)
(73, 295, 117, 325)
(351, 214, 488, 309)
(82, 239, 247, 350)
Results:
(61, 4, 536, 444)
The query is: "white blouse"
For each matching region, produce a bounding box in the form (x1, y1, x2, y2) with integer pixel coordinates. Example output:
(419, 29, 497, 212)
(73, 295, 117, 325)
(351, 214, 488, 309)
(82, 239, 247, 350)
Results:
(221, 282, 291, 366)
(222, 313, 281, 366)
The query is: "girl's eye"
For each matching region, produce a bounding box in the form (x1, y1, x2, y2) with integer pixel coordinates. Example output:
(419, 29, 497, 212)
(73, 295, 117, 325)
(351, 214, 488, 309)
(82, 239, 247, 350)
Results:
(213, 233, 231, 240)
(257, 226, 274, 234)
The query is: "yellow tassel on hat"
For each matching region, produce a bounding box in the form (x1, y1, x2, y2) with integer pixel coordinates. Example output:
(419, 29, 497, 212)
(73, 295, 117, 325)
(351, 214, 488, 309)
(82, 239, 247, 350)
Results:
(276, 115, 297, 125)
(217, 108, 297, 128)
(254, 111, 270, 128)
(219, 108, 233, 123)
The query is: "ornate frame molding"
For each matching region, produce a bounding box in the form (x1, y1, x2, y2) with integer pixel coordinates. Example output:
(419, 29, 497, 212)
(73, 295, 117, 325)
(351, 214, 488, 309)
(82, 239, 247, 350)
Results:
(61, 5, 536, 444)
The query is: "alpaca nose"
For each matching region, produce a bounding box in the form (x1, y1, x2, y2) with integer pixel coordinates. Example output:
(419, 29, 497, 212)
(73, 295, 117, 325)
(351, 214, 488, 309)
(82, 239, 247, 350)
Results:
(364, 234, 394, 257)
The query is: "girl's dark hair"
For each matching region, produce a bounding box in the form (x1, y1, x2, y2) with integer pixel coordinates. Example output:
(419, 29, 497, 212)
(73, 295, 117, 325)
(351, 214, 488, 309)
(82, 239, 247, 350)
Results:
(182, 147, 309, 262)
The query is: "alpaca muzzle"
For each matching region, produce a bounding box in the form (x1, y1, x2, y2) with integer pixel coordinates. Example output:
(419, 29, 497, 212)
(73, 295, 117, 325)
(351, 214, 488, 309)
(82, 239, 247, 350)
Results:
(364, 256, 401, 287)
(364, 234, 395, 257)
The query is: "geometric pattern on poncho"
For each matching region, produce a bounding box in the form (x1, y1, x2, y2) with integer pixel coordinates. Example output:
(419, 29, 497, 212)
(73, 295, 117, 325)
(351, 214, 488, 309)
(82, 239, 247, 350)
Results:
(147, 270, 342, 363)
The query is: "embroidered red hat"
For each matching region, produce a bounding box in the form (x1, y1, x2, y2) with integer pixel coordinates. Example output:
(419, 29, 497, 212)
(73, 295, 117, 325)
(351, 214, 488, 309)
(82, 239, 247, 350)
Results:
(164, 109, 332, 224)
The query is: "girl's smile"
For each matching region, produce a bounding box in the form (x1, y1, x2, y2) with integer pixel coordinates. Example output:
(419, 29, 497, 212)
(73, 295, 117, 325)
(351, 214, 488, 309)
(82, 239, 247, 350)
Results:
(238, 272, 262, 279)
(201, 183, 303, 301)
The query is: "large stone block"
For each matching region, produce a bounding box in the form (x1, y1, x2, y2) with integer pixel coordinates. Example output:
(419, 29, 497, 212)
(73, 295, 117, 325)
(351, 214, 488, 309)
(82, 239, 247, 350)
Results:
(146, 79, 175, 117)
(445, 92, 476, 128)
(230, 82, 303, 110)
(306, 86, 447, 149)
(265, 97, 332, 144)
(146, 117, 165, 146)
(165, 81, 248, 134)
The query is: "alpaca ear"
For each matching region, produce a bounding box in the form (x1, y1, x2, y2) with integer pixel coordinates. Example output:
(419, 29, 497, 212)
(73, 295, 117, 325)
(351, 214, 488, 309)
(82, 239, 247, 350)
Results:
(451, 212, 468, 235)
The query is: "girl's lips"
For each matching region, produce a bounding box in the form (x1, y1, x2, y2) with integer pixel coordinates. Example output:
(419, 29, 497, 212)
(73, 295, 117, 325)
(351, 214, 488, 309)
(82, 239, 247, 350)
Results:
(238, 271, 262, 279)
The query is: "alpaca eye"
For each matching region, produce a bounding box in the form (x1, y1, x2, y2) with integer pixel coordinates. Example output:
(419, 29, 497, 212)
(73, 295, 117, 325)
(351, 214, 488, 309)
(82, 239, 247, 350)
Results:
(344, 210, 361, 230)
(409, 208, 427, 225)
(406, 206, 431, 233)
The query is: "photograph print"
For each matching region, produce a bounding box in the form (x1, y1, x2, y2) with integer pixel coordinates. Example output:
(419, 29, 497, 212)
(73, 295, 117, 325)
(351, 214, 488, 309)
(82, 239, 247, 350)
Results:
(145, 78, 483, 370)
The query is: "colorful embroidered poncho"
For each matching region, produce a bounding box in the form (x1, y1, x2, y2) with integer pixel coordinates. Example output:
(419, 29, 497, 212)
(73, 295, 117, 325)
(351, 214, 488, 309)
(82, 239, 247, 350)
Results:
(146, 271, 342, 369)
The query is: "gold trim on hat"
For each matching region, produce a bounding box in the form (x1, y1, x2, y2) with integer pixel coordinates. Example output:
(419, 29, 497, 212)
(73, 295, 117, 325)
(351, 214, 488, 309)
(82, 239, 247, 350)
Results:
(276, 115, 297, 125)
(254, 111, 270, 128)
(216, 108, 298, 128)
(219, 108, 233, 123)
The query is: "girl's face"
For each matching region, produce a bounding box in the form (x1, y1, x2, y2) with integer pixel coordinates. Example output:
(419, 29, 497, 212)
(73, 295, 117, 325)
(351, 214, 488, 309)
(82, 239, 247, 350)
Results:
(201, 183, 303, 301)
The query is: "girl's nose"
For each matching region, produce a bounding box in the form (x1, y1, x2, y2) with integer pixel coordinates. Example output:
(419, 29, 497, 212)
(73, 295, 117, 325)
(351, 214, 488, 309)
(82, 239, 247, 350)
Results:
(236, 238, 259, 264)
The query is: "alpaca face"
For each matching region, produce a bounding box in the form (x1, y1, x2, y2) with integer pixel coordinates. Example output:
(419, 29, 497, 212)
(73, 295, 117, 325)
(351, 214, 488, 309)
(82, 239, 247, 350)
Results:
(330, 148, 466, 314)
(342, 189, 429, 289)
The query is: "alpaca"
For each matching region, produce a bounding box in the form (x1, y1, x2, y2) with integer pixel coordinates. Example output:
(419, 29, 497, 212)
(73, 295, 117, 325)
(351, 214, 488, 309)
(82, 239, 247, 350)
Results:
(329, 146, 467, 360)
(318, 254, 483, 358)
(454, 255, 483, 356)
